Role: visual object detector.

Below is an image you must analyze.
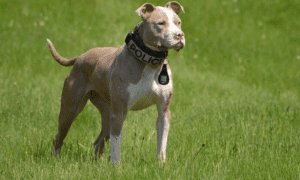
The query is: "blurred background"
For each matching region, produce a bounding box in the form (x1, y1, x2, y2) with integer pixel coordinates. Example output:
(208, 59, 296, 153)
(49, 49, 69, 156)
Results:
(1, 0, 299, 92)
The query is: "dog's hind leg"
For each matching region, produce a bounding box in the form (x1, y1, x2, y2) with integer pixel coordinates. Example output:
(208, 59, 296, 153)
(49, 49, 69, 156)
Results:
(52, 75, 89, 156)
(89, 90, 111, 158)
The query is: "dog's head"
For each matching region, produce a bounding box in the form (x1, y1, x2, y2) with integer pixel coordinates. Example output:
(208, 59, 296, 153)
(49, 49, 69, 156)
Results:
(136, 1, 185, 52)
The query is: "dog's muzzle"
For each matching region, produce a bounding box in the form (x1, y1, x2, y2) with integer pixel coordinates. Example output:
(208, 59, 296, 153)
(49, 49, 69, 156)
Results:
(175, 41, 185, 52)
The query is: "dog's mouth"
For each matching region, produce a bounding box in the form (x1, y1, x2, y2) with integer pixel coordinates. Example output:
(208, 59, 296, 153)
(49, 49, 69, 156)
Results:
(174, 42, 184, 52)
(157, 41, 184, 52)
(153, 37, 185, 52)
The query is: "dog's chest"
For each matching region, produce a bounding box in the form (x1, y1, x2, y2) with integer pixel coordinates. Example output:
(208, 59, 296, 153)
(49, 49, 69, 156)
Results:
(127, 66, 172, 111)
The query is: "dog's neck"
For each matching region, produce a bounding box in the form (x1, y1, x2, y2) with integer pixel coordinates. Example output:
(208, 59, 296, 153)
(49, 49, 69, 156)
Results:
(125, 21, 168, 66)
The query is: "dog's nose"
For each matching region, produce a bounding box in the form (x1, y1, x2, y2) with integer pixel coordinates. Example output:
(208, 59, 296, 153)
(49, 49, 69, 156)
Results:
(176, 32, 184, 39)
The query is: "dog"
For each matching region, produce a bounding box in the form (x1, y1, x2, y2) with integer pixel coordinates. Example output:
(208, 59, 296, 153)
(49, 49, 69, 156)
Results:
(47, 1, 185, 164)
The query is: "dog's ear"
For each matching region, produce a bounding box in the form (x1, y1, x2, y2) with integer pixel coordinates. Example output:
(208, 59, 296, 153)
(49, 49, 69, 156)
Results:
(165, 1, 184, 14)
(135, 3, 155, 19)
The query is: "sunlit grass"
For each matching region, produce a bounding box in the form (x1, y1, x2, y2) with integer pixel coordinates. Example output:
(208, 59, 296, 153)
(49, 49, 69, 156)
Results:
(1, 0, 300, 179)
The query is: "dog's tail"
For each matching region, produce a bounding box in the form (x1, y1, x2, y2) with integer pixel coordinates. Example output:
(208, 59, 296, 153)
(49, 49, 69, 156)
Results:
(47, 39, 77, 67)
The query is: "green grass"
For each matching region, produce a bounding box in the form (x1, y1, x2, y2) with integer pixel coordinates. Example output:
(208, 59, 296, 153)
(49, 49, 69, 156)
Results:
(1, 0, 300, 179)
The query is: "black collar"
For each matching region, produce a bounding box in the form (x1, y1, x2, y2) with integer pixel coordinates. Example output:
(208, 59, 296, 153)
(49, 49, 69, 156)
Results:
(125, 22, 168, 66)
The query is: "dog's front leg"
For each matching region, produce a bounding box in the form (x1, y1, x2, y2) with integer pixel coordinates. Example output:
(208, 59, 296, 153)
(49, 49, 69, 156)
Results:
(156, 100, 171, 163)
(110, 115, 123, 164)
(110, 102, 128, 164)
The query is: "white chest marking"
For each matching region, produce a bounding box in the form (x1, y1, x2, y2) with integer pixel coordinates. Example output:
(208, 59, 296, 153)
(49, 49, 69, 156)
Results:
(127, 65, 172, 111)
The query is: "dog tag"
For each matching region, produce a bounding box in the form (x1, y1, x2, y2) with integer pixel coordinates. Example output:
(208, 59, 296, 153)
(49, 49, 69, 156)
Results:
(158, 64, 169, 85)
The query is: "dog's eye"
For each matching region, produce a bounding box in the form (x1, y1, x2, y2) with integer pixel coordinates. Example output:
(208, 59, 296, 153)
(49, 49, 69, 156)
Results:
(157, 21, 166, 26)
(177, 21, 181, 26)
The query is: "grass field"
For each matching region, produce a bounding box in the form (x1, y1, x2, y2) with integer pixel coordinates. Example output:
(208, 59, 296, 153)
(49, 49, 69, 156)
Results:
(1, 0, 300, 179)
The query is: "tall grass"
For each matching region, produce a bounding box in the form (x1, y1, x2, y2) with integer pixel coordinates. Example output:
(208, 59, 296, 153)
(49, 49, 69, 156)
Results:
(1, 0, 299, 179)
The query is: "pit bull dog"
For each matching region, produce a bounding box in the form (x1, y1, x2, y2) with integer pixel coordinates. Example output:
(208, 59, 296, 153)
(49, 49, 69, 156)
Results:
(47, 1, 185, 164)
